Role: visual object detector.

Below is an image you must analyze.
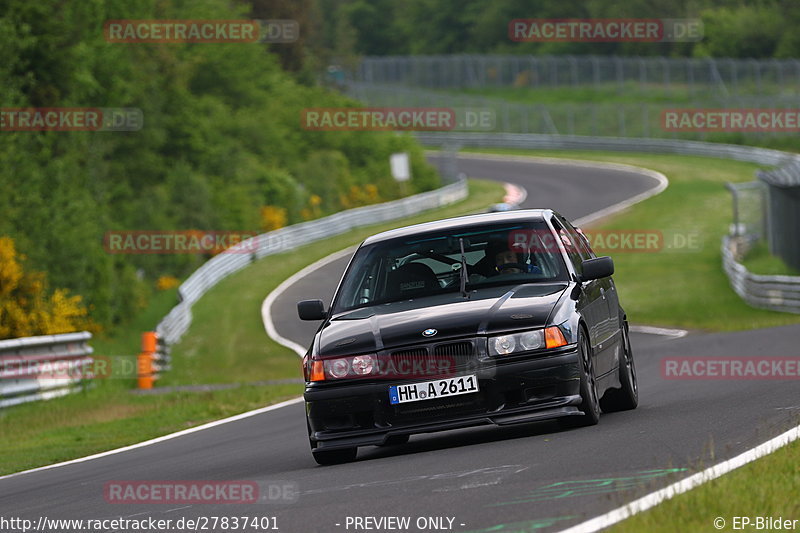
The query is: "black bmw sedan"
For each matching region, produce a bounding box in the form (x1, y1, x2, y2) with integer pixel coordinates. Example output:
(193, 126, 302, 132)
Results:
(297, 209, 638, 465)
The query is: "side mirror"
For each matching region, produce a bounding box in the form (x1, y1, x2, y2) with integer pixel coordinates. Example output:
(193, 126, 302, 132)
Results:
(297, 299, 327, 321)
(580, 256, 614, 281)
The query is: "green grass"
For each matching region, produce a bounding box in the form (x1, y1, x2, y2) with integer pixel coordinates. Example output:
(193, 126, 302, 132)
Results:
(385, 84, 800, 151)
(0, 382, 301, 475)
(90, 287, 180, 357)
(453, 83, 702, 105)
(449, 82, 800, 106)
(462, 148, 800, 331)
(0, 179, 505, 475)
(456, 150, 800, 531)
(164, 178, 505, 385)
(610, 431, 800, 533)
(741, 241, 800, 276)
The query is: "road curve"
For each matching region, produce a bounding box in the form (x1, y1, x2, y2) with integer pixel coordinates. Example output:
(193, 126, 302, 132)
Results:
(2, 154, 799, 533)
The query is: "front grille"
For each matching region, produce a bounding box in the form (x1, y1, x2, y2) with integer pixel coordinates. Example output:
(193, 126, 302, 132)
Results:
(434, 341, 473, 357)
(391, 347, 428, 358)
(385, 341, 476, 380)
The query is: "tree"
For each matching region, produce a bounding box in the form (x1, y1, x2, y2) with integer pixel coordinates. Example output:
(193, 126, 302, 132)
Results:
(0, 237, 96, 339)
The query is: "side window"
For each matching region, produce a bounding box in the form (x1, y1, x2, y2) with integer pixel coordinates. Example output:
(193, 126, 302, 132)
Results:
(550, 217, 584, 274)
(561, 216, 594, 260)
(352, 259, 381, 305)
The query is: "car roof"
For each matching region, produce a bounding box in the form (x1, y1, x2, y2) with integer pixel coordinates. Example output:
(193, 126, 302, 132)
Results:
(362, 209, 556, 245)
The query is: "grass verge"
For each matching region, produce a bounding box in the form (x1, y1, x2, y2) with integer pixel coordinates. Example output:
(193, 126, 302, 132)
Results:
(609, 431, 800, 533)
(458, 148, 800, 532)
(463, 148, 800, 331)
(90, 287, 180, 358)
(422, 85, 800, 152)
(0, 179, 504, 476)
(741, 241, 800, 276)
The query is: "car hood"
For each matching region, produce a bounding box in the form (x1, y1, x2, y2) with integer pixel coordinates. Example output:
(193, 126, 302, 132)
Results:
(317, 282, 568, 357)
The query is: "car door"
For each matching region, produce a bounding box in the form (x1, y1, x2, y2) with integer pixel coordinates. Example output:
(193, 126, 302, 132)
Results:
(550, 217, 609, 369)
(561, 216, 621, 377)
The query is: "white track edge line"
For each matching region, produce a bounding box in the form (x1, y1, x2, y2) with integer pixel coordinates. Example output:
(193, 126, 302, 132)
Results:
(556, 424, 800, 533)
(261, 247, 358, 358)
(572, 167, 667, 227)
(2, 248, 357, 482)
(0, 397, 304, 483)
(629, 325, 689, 338)
(439, 152, 669, 227)
(2, 154, 664, 481)
(258, 153, 794, 533)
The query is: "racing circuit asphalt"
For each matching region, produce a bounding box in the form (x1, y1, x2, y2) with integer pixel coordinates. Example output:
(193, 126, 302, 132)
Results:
(2, 153, 799, 533)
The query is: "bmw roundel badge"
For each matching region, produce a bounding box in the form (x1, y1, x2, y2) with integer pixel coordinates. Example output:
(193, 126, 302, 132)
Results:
(422, 328, 437, 337)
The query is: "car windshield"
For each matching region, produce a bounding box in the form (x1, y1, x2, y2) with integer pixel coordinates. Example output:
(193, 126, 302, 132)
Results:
(333, 220, 569, 313)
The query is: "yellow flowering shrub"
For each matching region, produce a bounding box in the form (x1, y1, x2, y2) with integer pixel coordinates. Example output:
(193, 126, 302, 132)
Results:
(260, 206, 287, 232)
(0, 236, 97, 339)
(156, 275, 180, 291)
(340, 184, 382, 209)
(301, 195, 323, 221)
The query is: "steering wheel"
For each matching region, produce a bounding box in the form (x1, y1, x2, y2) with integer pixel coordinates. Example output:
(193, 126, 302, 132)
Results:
(496, 263, 527, 274)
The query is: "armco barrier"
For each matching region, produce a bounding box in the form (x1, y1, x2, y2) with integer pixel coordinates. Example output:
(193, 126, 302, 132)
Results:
(349, 55, 800, 96)
(0, 331, 93, 408)
(722, 236, 800, 314)
(414, 132, 800, 313)
(414, 132, 800, 167)
(155, 178, 469, 347)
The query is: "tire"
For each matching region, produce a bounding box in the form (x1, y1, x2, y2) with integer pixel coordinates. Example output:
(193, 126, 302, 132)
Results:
(561, 329, 600, 428)
(312, 447, 357, 466)
(380, 434, 410, 446)
(600, 320, 639, 412)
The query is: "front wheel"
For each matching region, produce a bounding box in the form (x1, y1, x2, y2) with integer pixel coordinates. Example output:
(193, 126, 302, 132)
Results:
(312, 447, 357, 466)
(600, 320, 638, 412)
(560, 329, 600, 428)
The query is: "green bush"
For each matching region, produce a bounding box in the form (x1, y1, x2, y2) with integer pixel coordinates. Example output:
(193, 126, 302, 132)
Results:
(0, 0, 439, 331)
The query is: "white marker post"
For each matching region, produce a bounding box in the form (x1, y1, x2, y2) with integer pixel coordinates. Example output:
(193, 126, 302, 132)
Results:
(390, 152, 411, 195)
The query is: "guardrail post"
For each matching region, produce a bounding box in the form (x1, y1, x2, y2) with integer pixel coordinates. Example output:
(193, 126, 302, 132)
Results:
(138, 331, 157, 389)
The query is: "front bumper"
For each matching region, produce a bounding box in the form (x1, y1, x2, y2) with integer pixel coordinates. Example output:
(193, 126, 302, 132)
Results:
(304, 347, 581, 450)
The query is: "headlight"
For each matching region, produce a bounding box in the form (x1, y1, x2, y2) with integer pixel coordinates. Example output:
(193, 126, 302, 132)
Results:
(520, 330, 544, 350)
(318, 354, 378, 380)
(326, 358, 350, 379)
(488, 327, 566, 356)
(492, 335, 516, 355)
(352, 354, 376, 375)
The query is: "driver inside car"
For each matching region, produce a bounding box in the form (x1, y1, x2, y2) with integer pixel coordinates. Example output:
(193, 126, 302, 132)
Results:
(470, 238, 542, 281)
(494, 248, 523, 274)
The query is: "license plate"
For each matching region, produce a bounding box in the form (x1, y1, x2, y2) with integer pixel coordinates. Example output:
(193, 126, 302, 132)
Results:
(389, 375, 479, 405)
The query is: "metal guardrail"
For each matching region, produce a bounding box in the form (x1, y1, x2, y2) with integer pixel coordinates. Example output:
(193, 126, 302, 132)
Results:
(722, 236, 800, 314)
(348, 54, 800, 97)
(156, 178, 469, 346)
(414, 132, 800, 167)
(0, 331, 93, 408)
(414, 131, 800, 313)
(5, 130, 795, 407)
(347, 82, 799, 141)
